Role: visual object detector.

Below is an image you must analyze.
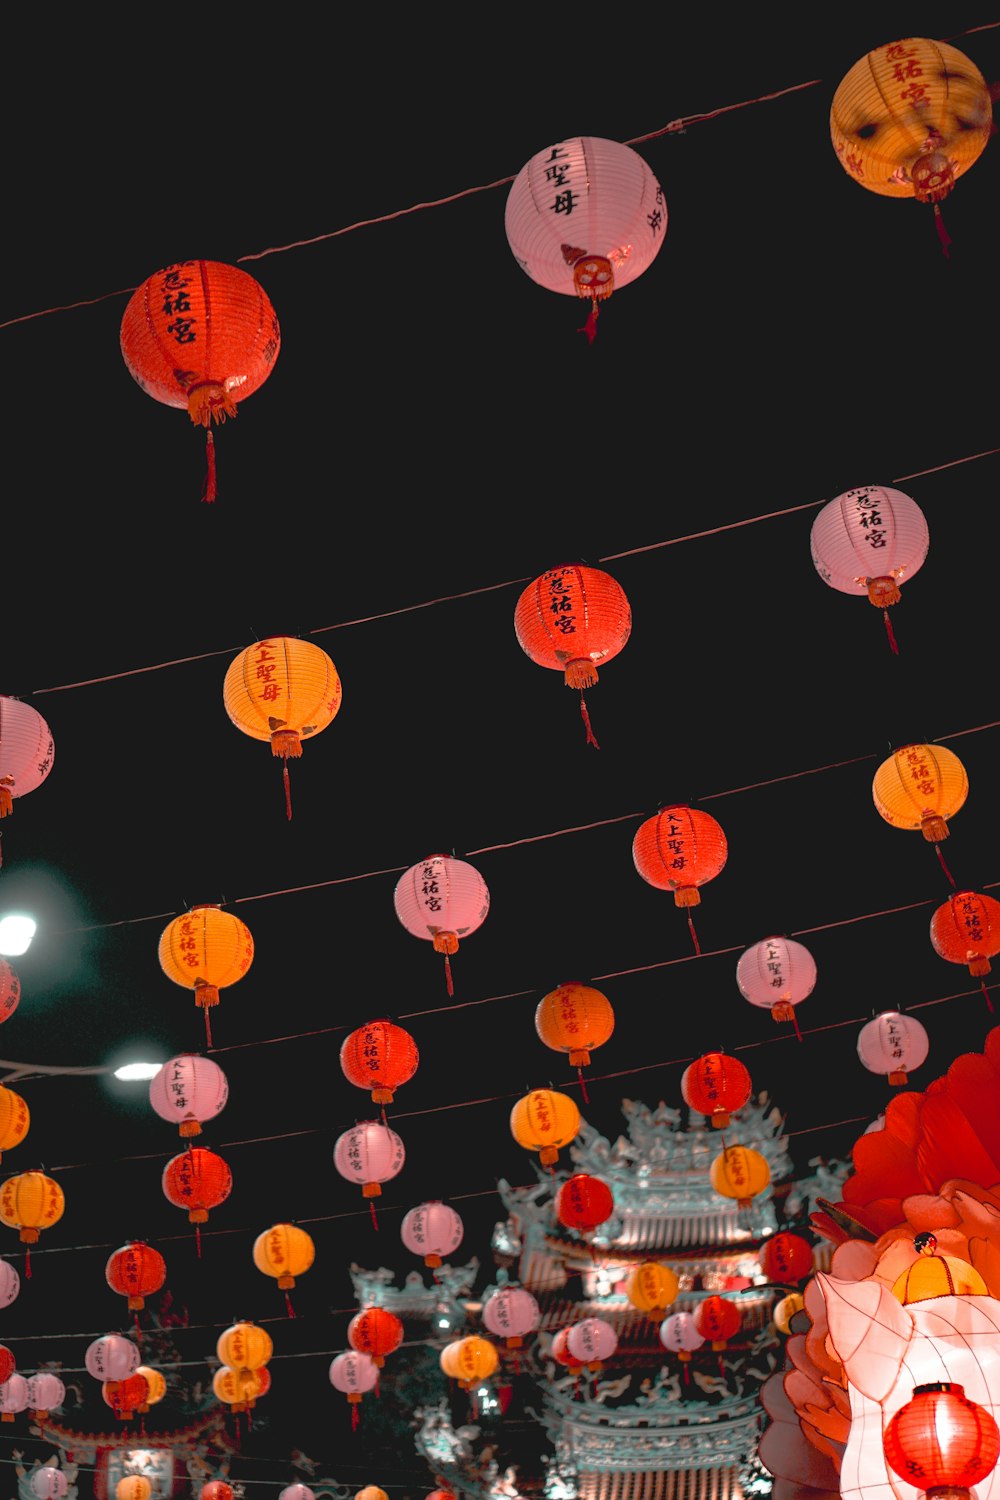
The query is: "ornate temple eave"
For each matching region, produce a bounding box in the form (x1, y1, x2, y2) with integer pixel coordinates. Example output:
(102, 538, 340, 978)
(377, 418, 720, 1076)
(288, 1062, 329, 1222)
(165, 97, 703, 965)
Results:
(578, 1466, 744, 1500)
(545, 1397, 762, 1473)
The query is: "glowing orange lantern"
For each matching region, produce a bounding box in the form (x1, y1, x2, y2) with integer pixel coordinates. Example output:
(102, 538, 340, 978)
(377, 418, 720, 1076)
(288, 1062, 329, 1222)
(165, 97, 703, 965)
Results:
(0, 1171, 64, 1276)
(873, 742, 968, 846)
(625, 1261, 680, 1322)
(510, 1087, 581, 1169)
(217, 1320, 272, 1378)
(0, 696, 54, 818)
(158, 904, 253, 1047)
(535, 982, 614, 1102)
(105, 1240, 166, 1326)
(162, 1146, 232, 1254)
(355, 1489, 388, 1500)
(347, 1306, 404, 1368)
(451, 1335, 499, 1391)
(134, 1365, 166, 1412)
(116, 1477, 151, 1500)
(340, 1019, 419, 1107)
(514, 564, 631, 747)
(120, 259, 280, 503)
(709, 1145, 771, 1214)
(693, 1295, 741, 1351)
(223, 636, 343, 821)
(0, 1086, 29, 1164)
(0, 962, 20, 1024)
(555, 1174, 614, 1238)
(759, 1231, 814, 1284)
(213, 1363, 268, 1413)
(253, 1222, 315, 1315)
(632, 805, 728, 954)
(680, 1052, 751, 1129)
(884, 1382, 1000, 1499)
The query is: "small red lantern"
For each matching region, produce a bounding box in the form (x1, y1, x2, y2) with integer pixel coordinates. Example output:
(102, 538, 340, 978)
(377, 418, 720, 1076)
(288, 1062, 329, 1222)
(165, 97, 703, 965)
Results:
(632, 805, 728, 955)
(680, 1052, 752, 1129)
(0, 1346, 14, 1386)
(201, 1485, 235, 1500)
(760, 1232, 814, 1284)
(347, 1306, 404, 1368)
(162, 1146, 232, 1256)
(884, 1381, 1000, 1499)
(105, 1241, 167, 1327)
(103, 1373, 150, 1422)
(340, 1019, 419, 1108)
(555, 1174, 614, 1238)
(693, 1295, 741, 1351)
(551, 1326, 584, 1371)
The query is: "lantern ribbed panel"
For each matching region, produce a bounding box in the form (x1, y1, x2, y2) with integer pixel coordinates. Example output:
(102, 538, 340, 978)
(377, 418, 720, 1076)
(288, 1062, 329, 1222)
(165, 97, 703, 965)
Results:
(400, 1200, 463, 1260)
(694, 1295, 741, 1343)
(158, 907, 254, 992)
(329, 1350, 378, 1395)
(709, 1145, 771, 1202)
(0, 696, 54, 800)
(161, 1146, 232, 1217)
(884, 1383, 1000, 1487)
(680, 1053, 752, 1120)
(857, 1011, 929, 1076)
(105, 1241, 166, 1302)
(333, 1121, 405, 1187)
(252, 1222, 315, 1280)
(393, 855, 490, 941)
(810, 487, 929, 595)
(831, 40, 991, 199)
(223, 637, 343, 745)
(120, 260, 280, 413)
(0, 1087, 28, 1153)
(556, 1173, 614, 1232)
(736, 936, 817, 1010)
(0, 962, 19, 1024)
(348, 1307, 403, 1362)
(931, 891, 1000, 967)
(340, 1020, 419, 1099)
(632, 806, 728, 893)
(873, 743, 968, 830)
(760, 1232, 814, 1283)
(535, 982, 615, 1058)
(482, 1286, 540, 1341)
(0, 1373, 29, 1415)
(26, 1373, 63, 1411)
(0, 1172, 64, 1236)
(660, 1309, 706, 1355)
(510, 1088, 581, 1152)
(566, 1317, 617, 1366)
(216, 1320, 272, 1372)
(514, 566, 631, 675)
(626, 1262, 680, 1317)
(505, 138, 667, 296)
(149, 1053, 229, 1130)
(85, 1334, 140, 1381)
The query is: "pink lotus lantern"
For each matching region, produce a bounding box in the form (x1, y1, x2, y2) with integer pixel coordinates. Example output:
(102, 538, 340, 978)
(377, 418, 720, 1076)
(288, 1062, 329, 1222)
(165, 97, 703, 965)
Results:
(394, 854, 489, 996)
(25, 1373, 65, 1420)
(29, 1469, 67, 1500)
(660, 1310, 706, 1380)
(482, 1285, 541, 1349)
(328, 1349, 378, 1428)
(84, 1334, 140, 1382)
(810, 485, 929, 654)
(0, 1258, 20, 1308)
(505, 136, 668, 343)
(400, 1200, 463, 1269)
(566, 1316, 618, 1373)
(0, 1372, 28, 1420)
(0, 696, 54, 818)
(736, 935, 817, 1041)
(333, 1121, 404, 1228)
(857, 1010, 929, 1087)
(149, 1053, 228, 1138)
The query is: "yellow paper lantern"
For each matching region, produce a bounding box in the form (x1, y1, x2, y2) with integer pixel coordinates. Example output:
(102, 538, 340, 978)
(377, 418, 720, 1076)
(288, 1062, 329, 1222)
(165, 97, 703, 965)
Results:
(253, 1222, 315, 1312)
(439, 1340, 465, 1379)
(535, 982, 615, 1100)
(134, 1366, 166, 1411)
(213, 1363, 268, 1413)
(116, 1478, 152, 1500)
(0, 1086, 29, 1163)
(624, 1261, 680, 1322)
(510, 1088, 581, 1168)
(216, 1319, 272, 1376)
(451, 1334, 499, 1391)
(773, 1292, 805, 1334)
(0, 1170, 65, 1257)
(158, 904, 254, 1048)
(223, 636, 343, 821)
(891, 1232, 988, 1304)
(872, 742, 968, 843)
(709, 1144, 771, 1212)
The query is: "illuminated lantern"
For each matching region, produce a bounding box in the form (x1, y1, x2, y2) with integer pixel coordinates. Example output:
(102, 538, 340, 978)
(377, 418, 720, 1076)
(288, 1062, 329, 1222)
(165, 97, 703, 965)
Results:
(0, 1171, 64, 1274)
(857, 1010, 929, 1086)
(661, 1309, 705, 1365)
(884, 1382, 1000, 1498)
(134, 1365, 166, 1411)
(736, 935, 817, 1041)
(505, 136, 667, 342)
(400, 1200, 463, 1268)
(117, 1479, 151, 1500)
(30, 1468, 68, 1500)
(555, 1173, 614, 1238)
(0, 1347, 13, 1385)
(873, 742, 967, 845)
(252, 1222, 315, 1314)
(0, 1086, 29, 1162)
(772, 1292, 805, 1334)
(162, 1146, 232, 1255)
(356, 1490, 388, 1500)
(830, 39, 992, 251)
(25, 1372, 63, 1420)
(201, 1485, 234, 1500)
(633, 805, 727, 954)
(566, 1316, 618, 1373)
(551, 1326, 584, 1372)
(535, 981, 615, 1101)
(148, 1053, 228, 1137)
(340, 1019, 419, 1106)
(329, 1349, 379, 1427)
(223, 637, 343, 821)
(85, 1333, 140, 1382)
(510, 1087, 581, 1169)
(625, 1261, 680, 1322)
(158, 905, 254, 1048)
(931, 892, 1000, 1012)
(0, 961, 20, 1024)
(280, 1488, 315, 1500)
(213, 1364, 268, 1412)
(513, 564, 632, 747)
(693, 1295, 741, 1351)
(216, 1320, 273, 1376)
(0, 1259, 19, 1308)
(759, 1231, 814, 1284)
(393, 854, 489, 996)
(120, 259, 280, 503)
(0, 696, 54, 818)
(103, 1374, 149, 1422)
(333, 1121, 405, 1227)
(451, 1334, 499, 1390)
(811, 486, 929, 652)
(105, 1241, 166, 1330)
(680, 1052, 751, 1129)
(0, 1372, 29, 1420)
(891, 1232, 988, 1304)
(347, 1306, 403, 1368)
(482, 1285, 541, 1349)
(438, 1340, 465, 1379)
(709, 1144, 771, 1213)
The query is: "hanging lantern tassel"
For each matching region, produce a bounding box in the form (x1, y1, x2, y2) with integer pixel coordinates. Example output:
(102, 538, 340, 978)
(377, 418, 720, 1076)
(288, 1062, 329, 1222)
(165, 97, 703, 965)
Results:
(934, 203, 952, 258)
(686, 913, 701, 955)
(349, 1393, 361, 1430)
(0, 778, 12, 817)
(270, 728, 302, 822)
(564, 660, 601, 748)
(201, 429, 218, 503)
(187, 381, 237, 504)
(576, 1065, 590, 1105)
(190, 1208, 207, 1258)
(433, 931, 458, 996)
(772, 1001, 803, 1043)
(934, 843, 957, 887)
(194, 980, 218, 1049)
(364, 1182, 381, 1230)
(573, 254, 613, 345)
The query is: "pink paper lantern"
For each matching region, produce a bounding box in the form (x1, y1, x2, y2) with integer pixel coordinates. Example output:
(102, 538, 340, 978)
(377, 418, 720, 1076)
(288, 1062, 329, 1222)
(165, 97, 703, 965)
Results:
(393, 854, 489, 996)
(334, 1121, 404, 1226)
(0, 1258, 20, 1308)
(857, 1011, 929, 1087)
(566, 1316, 618, 1371)
(400, 1200, 463, 1269)
(148, 1053, 228, 1138)
(30, 1469, 67, 1500)
(505, 136, 667, 342)
(736, 935, 817, 1041)
(810, 486, 929, 653)
(84, 1334, 139, 1382)
(482, 1286, 541, 1349)
(0, 1372, 29, 1419)
(660, 1310, 706, 1361)
(0, 696, 54, 816)
(329, 1349, 378, 1428)
(279, 1487, 315, 1500)
(25, 1373, 65, 1416)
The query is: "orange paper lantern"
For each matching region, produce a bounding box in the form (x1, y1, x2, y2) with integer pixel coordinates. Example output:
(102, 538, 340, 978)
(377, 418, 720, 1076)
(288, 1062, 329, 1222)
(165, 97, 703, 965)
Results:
(759, 1231, 814, 1284)
(625, 1261, 680, 1322)
(216, 1320, 273, 1376)
(158, 905, 254, 1048)
(0, 963, 20, 1026)
(252, 1222, 315, 1315)
(0, 1171, 64, 1276)
(633, 804, 728, 955)
(709, 1145, 771, 1213)
(200, 1485, 235, 1500)
(884, 1382, 1000, 1496)
(510, 1088, 581, 1169)
(535, 982, 614, 1102)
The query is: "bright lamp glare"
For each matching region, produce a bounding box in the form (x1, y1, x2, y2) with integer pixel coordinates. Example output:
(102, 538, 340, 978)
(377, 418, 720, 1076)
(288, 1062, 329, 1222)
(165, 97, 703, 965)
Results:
(0, 915, 36, 956)
(114, 1062, 163, 1081)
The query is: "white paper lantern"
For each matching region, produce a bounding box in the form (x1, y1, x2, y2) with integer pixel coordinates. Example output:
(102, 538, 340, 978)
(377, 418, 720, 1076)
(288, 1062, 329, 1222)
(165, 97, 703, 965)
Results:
(857, 1010, 929, 1087)
(148, 1052, 228, 1138)
(0, 696, 55, 814)
(660, 1309, 706, 1361)
(333, 1122, 404, 1224)
(505, 136, 667, 338)
(482, 1285, 541, 1348)
(400, 1200, 463, 1268)
(280, 1486, 315, 1500)
(0, 1372, 29, 1419)
(30, 1468, 67, 1500)
(0, 1258, 20, 1308)
(25, 1372, 64, 1416)
(736, 935, 817, 1038)
(566, 1315, 618, 1371)
(84, 1333, 140, 1381)
(394, 854, 489, 995)
(810, 485, 928, 653)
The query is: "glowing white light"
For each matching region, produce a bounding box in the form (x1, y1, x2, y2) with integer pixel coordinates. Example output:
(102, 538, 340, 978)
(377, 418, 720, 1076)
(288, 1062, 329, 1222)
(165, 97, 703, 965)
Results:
(0, 916, 36, 956)
(114, 1062, 163, 1081)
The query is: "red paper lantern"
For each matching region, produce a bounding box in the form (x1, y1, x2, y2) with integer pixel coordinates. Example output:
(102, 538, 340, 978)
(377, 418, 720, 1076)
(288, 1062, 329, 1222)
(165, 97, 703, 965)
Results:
(0, 962, 19, 1025)
(693, 1295, 741, 1351)
(340, 1019, 419, 1106)
(884, 1381, 1000, 1496)
(759, 1231, 814, 1284)
(105, 1240, 166, 1314)
(102, 1373, 149, 1422)
(200, 1485, 234, 1500)
(0, 1346, 15, 1386)
(633, 805, 728, 954)
(551, 1326, 584, 1371)
(162, 1146, 232, 1254)
(680, 1052, 752, 1129)
(347, 1306, 404, 1368)
(555, 1174, 614, 1237)
(120, 259, 280, 504)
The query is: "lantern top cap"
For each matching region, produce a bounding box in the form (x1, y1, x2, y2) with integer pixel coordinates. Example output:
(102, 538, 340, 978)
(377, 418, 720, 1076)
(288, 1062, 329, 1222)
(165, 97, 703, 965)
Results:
(189, 904, 222, 912)
(913, 1381, 963, 1396)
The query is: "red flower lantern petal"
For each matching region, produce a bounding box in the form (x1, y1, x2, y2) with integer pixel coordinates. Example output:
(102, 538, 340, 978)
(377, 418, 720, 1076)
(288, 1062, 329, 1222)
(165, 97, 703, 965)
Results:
(680, 1052, 752, 1129)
